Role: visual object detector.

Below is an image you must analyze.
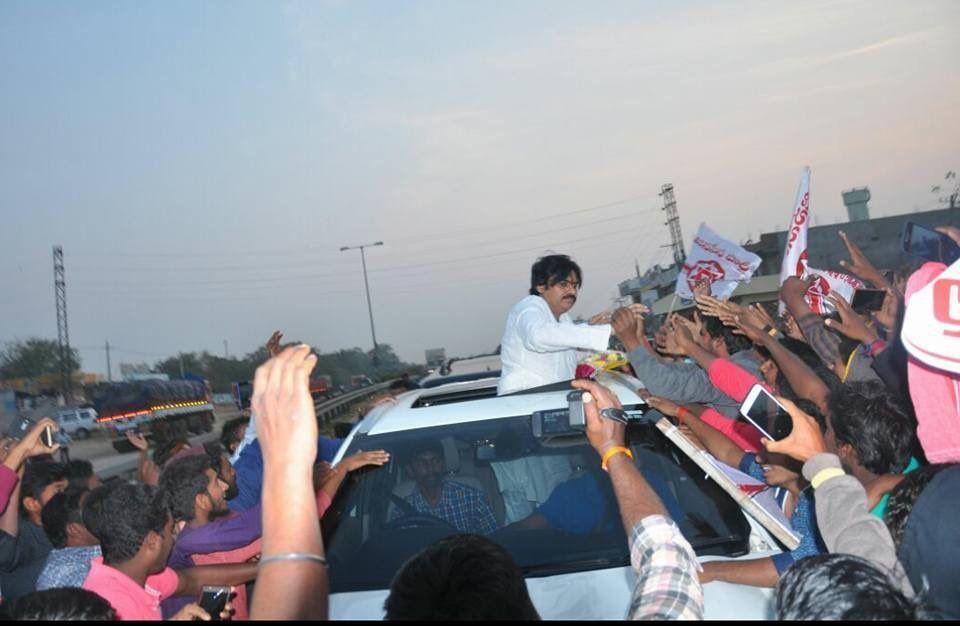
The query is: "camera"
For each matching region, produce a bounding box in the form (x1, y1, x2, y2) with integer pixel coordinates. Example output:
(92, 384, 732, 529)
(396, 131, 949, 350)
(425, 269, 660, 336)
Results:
(531, 391, 587, 438)
(531, 390, 651, 438)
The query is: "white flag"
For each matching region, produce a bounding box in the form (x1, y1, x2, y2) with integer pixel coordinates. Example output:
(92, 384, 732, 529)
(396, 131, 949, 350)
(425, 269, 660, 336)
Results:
(802, 267, 863, 315)
(779, 167, 812, 312)
(902, 259, 960, 374)
(676, 223, 762, 300)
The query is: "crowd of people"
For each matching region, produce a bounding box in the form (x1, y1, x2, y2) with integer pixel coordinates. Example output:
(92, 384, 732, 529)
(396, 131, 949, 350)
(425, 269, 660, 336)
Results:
(0, 225, 957, 621)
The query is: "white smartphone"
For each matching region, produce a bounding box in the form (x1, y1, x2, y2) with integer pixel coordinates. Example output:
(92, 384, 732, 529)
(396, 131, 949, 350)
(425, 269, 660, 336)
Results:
(739, 384, 792, 441)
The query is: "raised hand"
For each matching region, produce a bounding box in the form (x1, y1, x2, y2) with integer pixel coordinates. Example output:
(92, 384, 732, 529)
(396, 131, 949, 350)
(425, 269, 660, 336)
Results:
(763, 397, 826, 462)
(695, 294, 742, 319)
(252, 345, 319, 470)
(266, 330, 284, 358)
(824, 295, 879, 344)
(125, 430, 149, 452)
(838, 231, 889, 289)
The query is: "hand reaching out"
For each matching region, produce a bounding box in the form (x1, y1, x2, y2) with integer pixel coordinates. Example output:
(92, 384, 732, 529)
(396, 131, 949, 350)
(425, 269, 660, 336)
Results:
(874, 289, 900, 333)
(341, 449, 391, 473)
(692, 278, 713, 299)
(645, 396, 680, 418)
(589, 310, 613, 325)
(935, 225, 960, 246)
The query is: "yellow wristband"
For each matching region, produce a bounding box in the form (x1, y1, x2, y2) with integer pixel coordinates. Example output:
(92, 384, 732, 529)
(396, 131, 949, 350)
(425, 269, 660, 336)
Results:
(811, 467, 845, 489)
(601, 446, 634, 471)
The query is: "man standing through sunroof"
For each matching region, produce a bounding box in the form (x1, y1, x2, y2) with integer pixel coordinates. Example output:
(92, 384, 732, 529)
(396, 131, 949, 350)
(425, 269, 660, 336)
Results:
(498, 254, 615, 395)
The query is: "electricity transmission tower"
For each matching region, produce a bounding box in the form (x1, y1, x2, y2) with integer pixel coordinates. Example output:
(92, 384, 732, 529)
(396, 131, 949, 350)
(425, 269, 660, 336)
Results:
(660, 183, 685, 267)
(53, 245, 73, 397)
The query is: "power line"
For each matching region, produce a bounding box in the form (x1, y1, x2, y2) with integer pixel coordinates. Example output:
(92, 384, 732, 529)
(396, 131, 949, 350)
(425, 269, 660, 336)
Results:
(66, 194, 656, 259)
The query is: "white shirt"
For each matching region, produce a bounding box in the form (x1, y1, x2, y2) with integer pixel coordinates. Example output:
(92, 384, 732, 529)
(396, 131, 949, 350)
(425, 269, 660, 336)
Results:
(497, 295, 612, 395)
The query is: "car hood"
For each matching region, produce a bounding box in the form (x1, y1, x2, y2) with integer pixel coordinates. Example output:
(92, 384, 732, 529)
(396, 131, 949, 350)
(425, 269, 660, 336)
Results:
(329, 560, 775, 620)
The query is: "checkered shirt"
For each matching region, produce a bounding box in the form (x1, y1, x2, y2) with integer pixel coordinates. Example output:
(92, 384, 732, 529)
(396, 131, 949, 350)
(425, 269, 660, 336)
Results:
(405, 479, 497, 534)
(627, 514, 704, 620)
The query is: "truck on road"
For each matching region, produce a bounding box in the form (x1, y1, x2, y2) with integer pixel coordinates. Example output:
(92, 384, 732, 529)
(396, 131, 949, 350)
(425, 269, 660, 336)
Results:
(90, 379, 214, 450)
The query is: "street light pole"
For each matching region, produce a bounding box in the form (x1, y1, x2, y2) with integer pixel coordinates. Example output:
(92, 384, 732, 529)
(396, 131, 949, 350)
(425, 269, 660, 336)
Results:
(340, 241, 384, 362)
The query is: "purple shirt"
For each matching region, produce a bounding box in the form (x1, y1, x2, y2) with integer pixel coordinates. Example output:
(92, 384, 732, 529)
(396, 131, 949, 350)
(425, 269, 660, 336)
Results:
(160, 503, 262, 618)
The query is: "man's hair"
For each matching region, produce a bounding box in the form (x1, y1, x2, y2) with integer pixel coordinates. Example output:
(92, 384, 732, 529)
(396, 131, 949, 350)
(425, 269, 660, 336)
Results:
(529, 254, 582, 296)
(41, 487, 89, 549)
(384, 534, 540, 620)
(702, 315, 752, 355)
(220, 417, 247, 451)
(88, 482, 168, 565)
(883, 463, 952, 548)
(775, 336, 843, 396)
(64, 459, 95, 491)
(20, 460, 67, 514)
(827, 381, 915, 475)
(5, 588, 117, 621)
(405, 440, 444, 465)
(158, 454, 214, 523)
(775, 553, 925, 620)
(794, 398, 828, 433)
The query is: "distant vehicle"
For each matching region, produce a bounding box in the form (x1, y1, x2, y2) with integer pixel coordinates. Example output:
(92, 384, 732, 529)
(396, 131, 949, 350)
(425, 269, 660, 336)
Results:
(350, 375, 373, 389)
(90, 380, 215, 451)
(418, 353, 501, 388)
(55, 407, 100, 439)
(233, 375, 332, 411)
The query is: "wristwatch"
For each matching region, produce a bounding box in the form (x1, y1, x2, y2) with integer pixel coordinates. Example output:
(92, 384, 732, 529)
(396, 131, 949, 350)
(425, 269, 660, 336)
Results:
(600, 407, 629, 424)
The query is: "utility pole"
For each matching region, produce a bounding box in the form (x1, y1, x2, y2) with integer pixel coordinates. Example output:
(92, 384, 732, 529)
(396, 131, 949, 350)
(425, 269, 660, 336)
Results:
(340, 241, 384, 365)
(659, 183, 686, 267)
(105, 340, 112, 382)
(223, 340, 229, 359)
(53, 246, 72, 398)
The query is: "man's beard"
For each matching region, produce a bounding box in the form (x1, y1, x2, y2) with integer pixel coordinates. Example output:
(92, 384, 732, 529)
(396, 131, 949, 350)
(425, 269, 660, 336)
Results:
(224, 483, 239, 501)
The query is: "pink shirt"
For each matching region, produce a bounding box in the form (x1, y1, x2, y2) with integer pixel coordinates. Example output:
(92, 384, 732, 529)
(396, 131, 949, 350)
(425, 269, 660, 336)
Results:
(82, 557, 179, 621)
(0, 465, 19, 516)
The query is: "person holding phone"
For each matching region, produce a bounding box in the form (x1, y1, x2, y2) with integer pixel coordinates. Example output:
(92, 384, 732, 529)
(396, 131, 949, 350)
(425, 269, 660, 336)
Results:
(0, 419, 67, 601)
(647, 394, 827, 588)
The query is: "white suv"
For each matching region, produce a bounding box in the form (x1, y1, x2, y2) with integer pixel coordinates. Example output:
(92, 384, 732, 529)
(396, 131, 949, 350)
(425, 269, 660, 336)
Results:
(55, 407, 99, 439)
(325, 373, 779, 620)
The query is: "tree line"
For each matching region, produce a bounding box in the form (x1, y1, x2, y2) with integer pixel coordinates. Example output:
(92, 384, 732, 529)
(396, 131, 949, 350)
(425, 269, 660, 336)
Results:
(1, 338, 425, 394)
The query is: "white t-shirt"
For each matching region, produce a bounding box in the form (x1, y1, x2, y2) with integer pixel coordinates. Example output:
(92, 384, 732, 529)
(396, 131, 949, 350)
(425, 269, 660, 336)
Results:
(497, 295, 611, 395)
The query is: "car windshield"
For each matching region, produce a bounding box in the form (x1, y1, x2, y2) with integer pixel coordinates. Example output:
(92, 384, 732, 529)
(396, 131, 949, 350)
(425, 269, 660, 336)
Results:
(323, 415, 751, 593)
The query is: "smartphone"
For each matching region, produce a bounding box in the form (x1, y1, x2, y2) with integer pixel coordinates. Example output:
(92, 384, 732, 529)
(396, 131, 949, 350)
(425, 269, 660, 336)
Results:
(198, 586, 231, 621)
(41, 426, 55, 448)
(739, 385, 792, 441)
(902, 222, 960, 265)
(851, 288, 886, 313)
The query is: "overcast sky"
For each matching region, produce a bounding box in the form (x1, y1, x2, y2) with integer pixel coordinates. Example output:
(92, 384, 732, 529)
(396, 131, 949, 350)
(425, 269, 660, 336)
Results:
(1, 0, 958, 375)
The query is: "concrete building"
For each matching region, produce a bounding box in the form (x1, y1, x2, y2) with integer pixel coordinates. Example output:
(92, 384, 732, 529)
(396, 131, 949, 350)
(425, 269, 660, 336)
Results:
(744, 206, 960, 277)
(624, 204, 960, 316)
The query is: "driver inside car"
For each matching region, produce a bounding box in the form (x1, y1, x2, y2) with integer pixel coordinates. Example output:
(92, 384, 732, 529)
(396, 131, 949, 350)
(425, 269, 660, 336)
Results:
(391, 441, 498, 534)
